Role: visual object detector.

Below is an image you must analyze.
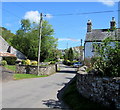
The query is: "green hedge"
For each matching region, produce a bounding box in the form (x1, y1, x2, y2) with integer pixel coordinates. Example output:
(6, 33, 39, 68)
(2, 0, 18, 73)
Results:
(1, 60, 7, 66)
(3, 57, 17, 65)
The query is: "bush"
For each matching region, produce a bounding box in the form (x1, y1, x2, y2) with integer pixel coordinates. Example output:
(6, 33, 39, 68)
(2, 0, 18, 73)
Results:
(1, 60, 7, 66)
(72, 60, 78, 63)
(21, 59, 31, 65)
(25, 59, 31, 65)
(84, 58, 92, 68)
(3, 57, 17, 65)
(50, 61, 56, 64)
(63, 60, 73, 66)
(31, 61, 38, 66)
(21, 60, 26, 65)
(92, 37, 120, 77)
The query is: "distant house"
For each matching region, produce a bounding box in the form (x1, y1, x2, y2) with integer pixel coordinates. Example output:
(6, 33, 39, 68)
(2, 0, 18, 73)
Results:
(0, 36, 26, 62)
(84, 17, 120, 59)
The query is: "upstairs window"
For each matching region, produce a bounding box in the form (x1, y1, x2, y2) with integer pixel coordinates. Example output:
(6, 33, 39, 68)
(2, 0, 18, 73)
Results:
(7, 46, 11, 53)
(92, 43, 101, 52)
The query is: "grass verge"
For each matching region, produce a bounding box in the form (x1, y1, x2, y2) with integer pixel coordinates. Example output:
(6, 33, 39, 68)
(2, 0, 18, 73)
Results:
(14, 74, 48, 80)
(62, 77, 110, 110)
(4, 65, 16, 72)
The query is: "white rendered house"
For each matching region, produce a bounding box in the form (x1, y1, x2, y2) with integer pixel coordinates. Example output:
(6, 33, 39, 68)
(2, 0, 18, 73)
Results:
(84, 17, 120, 59)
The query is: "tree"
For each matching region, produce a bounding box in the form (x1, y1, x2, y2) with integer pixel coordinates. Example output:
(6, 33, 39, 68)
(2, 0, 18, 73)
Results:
(68, 48, 74, 61)
(63, 49, 68, 60)
(11, 19, 58, 61)
(0, 27, 15, 44)
(92, 37, 120, 77)
(21, 19, 31, 33)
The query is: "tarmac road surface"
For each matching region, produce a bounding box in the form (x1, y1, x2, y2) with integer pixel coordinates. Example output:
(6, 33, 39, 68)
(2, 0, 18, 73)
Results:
(2, 64, 76, 109)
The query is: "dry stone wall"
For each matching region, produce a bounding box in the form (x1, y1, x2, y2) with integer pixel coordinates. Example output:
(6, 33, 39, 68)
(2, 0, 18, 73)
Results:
(76, 66, 120, 109)
(16, 64, 56, 75)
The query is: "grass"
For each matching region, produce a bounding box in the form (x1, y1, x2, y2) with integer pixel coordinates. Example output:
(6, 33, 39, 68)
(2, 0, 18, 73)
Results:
(4, 65, 49, 80)
(62, 77, 111, 110)
(4, 65, 16, 72)
(14, 74, 48, 80)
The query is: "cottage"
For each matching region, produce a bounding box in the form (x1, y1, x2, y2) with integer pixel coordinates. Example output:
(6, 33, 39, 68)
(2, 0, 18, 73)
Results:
(0, 36, 26, 62)
(84, 17, 120, 58)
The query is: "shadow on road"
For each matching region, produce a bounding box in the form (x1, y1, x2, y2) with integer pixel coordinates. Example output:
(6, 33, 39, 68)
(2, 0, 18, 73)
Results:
(42, 76, 76, 110)
(42, 99, 63, 109)
(55, 83, 67, 86)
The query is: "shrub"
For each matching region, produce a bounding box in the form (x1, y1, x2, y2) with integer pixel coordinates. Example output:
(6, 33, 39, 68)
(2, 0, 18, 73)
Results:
(3, 57, 17, 65)
(92, 37, 120, 77)
(50, 61, 56, 64)
(21, 60, 26, 65)
(67, 60, 70, 62)
(31, 61, 38, 66)
(25, 59, 31, 65)
(72, 60, 78, 63)
(48, 62, 51, 65)
(84, 58, 92, 68)
(1, 60, 7, 66)
(63, 60, 73, 66)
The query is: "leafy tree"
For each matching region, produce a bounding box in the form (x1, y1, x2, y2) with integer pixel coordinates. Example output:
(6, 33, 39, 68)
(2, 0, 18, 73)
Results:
(21, 19, 31, 32)
(73, 46, 84, 61)
(11, 19, 58, 61)
(63, 49, 68, 60)
(68, 48, 74, 61)
(0, 27, 15, 44)
(92, 37, 120, 77)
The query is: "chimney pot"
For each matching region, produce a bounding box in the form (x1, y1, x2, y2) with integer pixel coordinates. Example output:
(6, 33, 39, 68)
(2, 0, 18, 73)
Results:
(110, 17, 116, 30)
(87, 20, 92, 32)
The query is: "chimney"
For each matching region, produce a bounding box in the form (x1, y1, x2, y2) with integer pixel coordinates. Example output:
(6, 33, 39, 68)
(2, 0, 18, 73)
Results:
(110, 17, 116, 30)
(87, 20, 92, 32)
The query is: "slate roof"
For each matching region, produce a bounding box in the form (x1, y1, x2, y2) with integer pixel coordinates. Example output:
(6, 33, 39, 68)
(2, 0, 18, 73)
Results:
(85, 28, 120, 42)
(0, 36, 26, 59)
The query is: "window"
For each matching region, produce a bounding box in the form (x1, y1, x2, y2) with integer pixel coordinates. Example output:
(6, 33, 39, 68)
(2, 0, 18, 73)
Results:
(92, 43, 101, 52)
(7, 46, 11, 53)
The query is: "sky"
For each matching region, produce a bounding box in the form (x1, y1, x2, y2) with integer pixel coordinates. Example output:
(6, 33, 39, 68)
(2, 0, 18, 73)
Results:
(1, 1, 119, 49)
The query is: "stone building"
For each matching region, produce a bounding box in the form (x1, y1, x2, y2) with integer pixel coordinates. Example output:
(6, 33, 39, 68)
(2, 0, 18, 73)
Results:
(84, 17, 120, 58)
(0, 36, 26, 62)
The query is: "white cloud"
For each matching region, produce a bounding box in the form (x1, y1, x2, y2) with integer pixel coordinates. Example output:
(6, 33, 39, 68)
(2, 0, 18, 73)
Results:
(24, 11, 40, 24)
(24, 11, 53, 24)
(58, 38, 80, 42)
(97, 0, 115, 6)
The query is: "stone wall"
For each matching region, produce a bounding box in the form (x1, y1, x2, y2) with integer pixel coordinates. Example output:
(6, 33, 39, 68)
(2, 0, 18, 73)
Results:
(16, 64, 57, 75)
(76, 66, 120, 109)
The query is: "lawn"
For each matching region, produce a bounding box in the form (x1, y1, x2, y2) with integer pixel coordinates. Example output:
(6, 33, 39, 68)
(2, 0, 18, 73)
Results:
(4, 65, 16, 72)
(62, 77, 111, 110)
(14, 74, 48, 80)
(4, 65, 48, 80)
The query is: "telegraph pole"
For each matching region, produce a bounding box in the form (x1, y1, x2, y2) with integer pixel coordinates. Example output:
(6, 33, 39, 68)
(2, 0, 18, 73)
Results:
(37, 13, 43, 76)
(81, 39, 82, 46)
(80, 39, 83, 61)
(79, 39, 83, 66)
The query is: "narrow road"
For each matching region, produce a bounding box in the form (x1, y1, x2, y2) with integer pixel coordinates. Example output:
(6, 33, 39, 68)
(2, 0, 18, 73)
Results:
(2, 64, 76, 108)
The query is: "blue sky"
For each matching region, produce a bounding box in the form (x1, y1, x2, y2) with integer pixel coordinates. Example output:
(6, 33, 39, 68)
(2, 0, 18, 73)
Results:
(2, 1, 119, 49)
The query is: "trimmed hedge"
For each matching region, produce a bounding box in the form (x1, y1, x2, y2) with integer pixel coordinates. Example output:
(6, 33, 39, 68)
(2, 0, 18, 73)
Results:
(3, 57, 17, 65)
